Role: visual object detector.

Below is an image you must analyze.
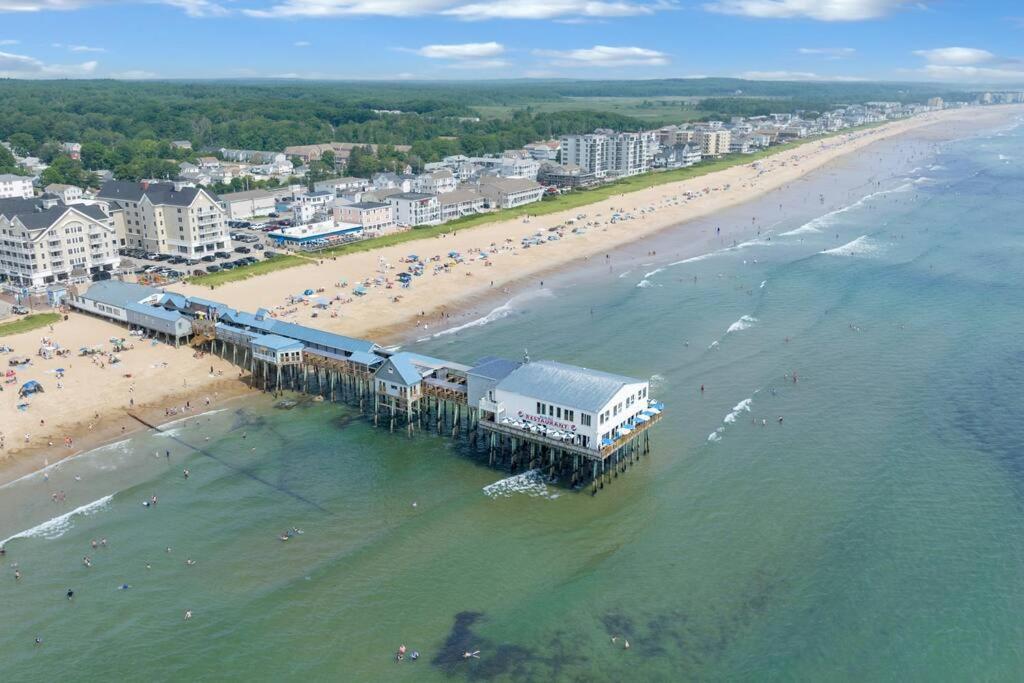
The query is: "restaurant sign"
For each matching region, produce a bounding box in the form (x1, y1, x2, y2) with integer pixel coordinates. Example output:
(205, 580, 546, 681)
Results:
(517, 411, 577, 432)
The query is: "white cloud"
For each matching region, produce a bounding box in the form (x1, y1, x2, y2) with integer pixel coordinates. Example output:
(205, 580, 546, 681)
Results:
(798, 47, 856, 59)
(0, 0, 227, 15)
(0, 39, 19, 45)
(159, 0, 229, 16)
(443, 0, 660, 20)
(705, 0, 914, 21)
(534, 45, 670, 67)
(741, 70, 865, 81)
(913, 47, 995, 65)
(68, 44, 106, 52)
(0, 0, 93, 11)
(414, 41, 504, 59)
(443, 59, 509, 69)
(243, 0, 668, 20)
(0, 49, 97, 77)
(913, 46, 1024, 83)
(294, 40, 311, 47)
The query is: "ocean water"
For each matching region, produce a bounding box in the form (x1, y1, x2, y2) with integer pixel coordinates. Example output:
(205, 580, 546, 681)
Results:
(3, 120, 1024, 681)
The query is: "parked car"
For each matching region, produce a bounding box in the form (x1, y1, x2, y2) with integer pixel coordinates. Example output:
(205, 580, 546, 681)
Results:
(214, 251, 231, 259)
(205, 265, 221, 273)
(252, 243, 264, 250)
(185, 258, 200, 266)
(152, 253, 172, 262)
(234, 246, 251, 254)
(269, 212, 279, 218)
(12, 305, 29, 314)
(220, 262, 235, 270)
(264, 250, 279, 258)
(168, 256, 186, 265)
(201, 255, 217, 263)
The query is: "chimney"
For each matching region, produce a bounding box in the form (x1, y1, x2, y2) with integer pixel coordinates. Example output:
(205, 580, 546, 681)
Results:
(141, 180, 149, 191)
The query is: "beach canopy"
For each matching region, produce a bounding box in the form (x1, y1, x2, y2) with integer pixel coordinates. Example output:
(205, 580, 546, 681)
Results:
(18, 380, 43, 397)
(303, 289, 315, 296)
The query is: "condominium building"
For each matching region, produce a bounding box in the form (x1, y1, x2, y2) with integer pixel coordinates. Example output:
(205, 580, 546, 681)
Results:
(97, 181, 231, 257)
(697, 130, 732, 158)
(560, 131, 652, 179)
(412, 169, 457, 195)
(559, 133, 610, 178)
(0, 196, 121, 290)
(439, 189, 486, 222)
(478, 177, 544, 209)
(0, 174, 34, 199)
(335, 201, 395, 232)
(387, 193, 441, 227)
(608, 132, 650, 177)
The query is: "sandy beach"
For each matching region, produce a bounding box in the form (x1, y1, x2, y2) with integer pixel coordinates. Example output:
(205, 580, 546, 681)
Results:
(1, 104, 1019, 481)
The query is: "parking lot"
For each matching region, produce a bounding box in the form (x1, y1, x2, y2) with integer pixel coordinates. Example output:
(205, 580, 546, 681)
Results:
(119, 220, 284, 282)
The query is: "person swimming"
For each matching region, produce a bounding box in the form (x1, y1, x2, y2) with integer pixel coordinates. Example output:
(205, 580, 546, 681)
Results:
(66, 589, 74, 600)
(119, 584, 130, 590)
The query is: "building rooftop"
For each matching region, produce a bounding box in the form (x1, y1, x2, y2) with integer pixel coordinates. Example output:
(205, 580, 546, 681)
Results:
(496, 360, 642, 413)
(98, 180, 218, 207)
(469, 356, 522, 382)
(219, 188, 280, 202)
(389, 192, 436, 201)
(344, 201, 389, 210)
(252, 334, 304, 351)
(126, 301, 186, 322)
(80, 280, 160, 309)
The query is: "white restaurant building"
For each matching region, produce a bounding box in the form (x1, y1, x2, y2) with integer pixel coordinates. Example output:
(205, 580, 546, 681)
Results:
(475, 359, 651, 451)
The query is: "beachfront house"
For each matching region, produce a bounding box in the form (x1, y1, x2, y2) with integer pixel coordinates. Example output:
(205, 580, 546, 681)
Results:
(477, 359, 651, 452)
(478, 177, 544, 210)
(125, 301, 192, 346)
(334, 201, 395, 232)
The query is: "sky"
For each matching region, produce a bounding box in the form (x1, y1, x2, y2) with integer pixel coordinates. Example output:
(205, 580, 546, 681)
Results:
(0, 0, 1023, 84)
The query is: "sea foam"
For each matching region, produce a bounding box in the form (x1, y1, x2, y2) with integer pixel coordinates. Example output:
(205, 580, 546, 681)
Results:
(483, 470, 554, 499)
(1, 494, 114, 545)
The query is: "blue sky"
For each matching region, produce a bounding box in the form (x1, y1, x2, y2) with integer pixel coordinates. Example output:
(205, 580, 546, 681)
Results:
(1, 0, 1022, 83)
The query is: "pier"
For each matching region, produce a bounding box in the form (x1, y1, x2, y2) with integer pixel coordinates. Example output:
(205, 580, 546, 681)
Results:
(71, 281, 665, 493)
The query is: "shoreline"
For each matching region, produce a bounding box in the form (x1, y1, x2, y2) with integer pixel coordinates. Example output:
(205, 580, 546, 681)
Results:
(1, 105, 1020, 487)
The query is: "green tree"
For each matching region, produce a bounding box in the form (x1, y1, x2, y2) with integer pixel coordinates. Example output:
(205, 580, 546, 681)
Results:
(8, 133, 35, 156)
(0, 144, 20, 174)
(41, 155, 99, 188)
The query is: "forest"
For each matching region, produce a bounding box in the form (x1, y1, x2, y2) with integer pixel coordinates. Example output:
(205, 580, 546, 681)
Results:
(0, 78, 968, 181)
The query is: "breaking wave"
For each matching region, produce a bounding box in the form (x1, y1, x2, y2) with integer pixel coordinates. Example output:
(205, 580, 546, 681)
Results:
(424, 289, 553, 340)
(636, 279, 655, 289)
(821, 235, 880, 257)
(1, 494, 114, 545)
(726, 315, 758, 334)
(723, 398, 753, 424)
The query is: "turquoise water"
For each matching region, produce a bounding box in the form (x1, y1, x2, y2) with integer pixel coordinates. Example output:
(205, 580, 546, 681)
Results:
(2, 120, 1024, 681)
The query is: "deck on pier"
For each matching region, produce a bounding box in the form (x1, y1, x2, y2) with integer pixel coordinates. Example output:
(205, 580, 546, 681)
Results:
(479, 411, 661, 462)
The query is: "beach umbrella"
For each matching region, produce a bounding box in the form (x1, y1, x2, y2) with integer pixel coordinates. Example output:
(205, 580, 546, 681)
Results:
(18, 380, 43, 397)
(303, 289, 315, 296)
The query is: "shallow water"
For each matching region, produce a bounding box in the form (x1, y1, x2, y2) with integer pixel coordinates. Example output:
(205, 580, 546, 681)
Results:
(2, 121, 1024, 680)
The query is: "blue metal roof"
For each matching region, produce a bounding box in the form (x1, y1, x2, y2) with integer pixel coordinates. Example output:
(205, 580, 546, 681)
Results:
(378, 355, 424, 385)
(125, 302, 186, 322)
(213, 308, 377, 356)
(496, 360, 644, 413)
(469, 356, 522, 382)
(80, 281, 160, 308)
(252, 334, 304, 351)
(348, 351, 385, 367)
(159, 292, 189, 310)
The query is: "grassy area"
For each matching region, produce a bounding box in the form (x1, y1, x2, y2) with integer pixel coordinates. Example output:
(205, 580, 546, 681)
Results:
(474, 98, 704, 124)
(190, 120, 888, 286)
(0, 312, 61, 337)
(186, 254, 311, 288)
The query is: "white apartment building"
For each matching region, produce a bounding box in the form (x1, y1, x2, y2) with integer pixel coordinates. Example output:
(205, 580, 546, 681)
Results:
(0, 174, 34, 199)
(0, 196, 121, 290)
(608, 132, 650, 178)
(313, 177, 370, 195)
(412, 169, 457, 195)
(292, 191, 334, 224)
(439, 189, 486, 222)
(560, 133, 611, 179)
(387, 193, 441, 227)
(97, 181, 231, 258)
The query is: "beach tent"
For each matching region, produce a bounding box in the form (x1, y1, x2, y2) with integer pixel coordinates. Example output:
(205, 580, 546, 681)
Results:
(353, 285, 367, 296)
(311, 297, 331, 309)
(303, 289, 315, 296)
(18, 380, 43, 398)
